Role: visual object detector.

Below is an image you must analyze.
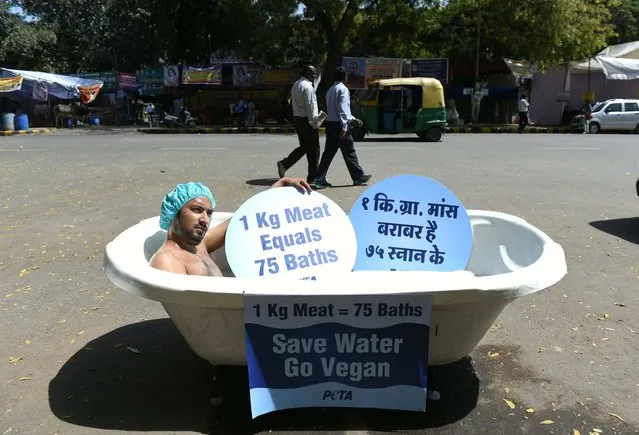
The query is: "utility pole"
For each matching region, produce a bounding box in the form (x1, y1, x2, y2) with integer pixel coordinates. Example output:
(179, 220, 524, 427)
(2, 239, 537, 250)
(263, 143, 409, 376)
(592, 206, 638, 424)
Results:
(472, 0, 481, 123)
(208, 34, 212, 64)
(475, 0, 480, 85)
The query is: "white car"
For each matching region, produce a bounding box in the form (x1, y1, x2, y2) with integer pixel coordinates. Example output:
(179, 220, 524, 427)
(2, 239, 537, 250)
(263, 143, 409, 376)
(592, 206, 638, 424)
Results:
(577, 99, 639, 134)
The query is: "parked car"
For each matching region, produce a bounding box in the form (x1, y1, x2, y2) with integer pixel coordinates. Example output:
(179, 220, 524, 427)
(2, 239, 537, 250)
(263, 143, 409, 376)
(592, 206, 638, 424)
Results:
(571, 99, 639, 134)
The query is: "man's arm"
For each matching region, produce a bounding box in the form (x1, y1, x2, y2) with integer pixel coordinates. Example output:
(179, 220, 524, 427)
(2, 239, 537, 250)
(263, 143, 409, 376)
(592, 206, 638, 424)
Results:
(203, 178, 311, 253)
(150, 253, 188, 274)
(204, 219, 231, 253)
(339, 86, 360, 134)
(337, 87, 352, 132)
(304, 83, 319, 128)
(271, 177, 312, 193)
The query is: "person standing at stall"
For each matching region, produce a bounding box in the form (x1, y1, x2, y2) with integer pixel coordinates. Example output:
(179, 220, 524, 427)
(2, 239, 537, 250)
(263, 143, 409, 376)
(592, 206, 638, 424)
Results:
(518, 95, 530, 133)
(276, 65, 321, 183)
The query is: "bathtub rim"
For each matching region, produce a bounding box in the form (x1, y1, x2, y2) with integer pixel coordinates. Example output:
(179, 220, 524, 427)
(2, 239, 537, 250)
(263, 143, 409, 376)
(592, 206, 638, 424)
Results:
(103, 210, 567, 309)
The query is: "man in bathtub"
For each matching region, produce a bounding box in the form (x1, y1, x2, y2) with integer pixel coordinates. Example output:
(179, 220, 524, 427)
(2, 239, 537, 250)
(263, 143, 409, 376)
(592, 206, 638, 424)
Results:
(150, 177, 312, 276)
(150, 177, 311, 407)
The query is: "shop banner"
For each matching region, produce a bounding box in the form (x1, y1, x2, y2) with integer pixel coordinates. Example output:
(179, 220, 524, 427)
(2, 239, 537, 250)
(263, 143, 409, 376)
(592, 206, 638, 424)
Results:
(261, 69, 296, 86)
(233, 64, 261, 87)
(75, 71, 118, 92)
(137, 67, 165, 95)
(76, 83, 103, 104)
(164, 66, 180, 87)
(0, 75, 24, 93)
(182, 65, 222, 85)
(343, 57, 367, 89)
(118, 73, 137, 91)
(245, 293, 431, 418)
(32, 80, 48, 101)
(365, 58, 402, 87)
(136, 68, 164, 84)
(410, 58, 449, 84)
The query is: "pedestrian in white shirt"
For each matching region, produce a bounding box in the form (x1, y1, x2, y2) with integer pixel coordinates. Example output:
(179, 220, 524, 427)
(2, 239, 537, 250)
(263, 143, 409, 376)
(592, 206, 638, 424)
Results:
(277, 65, 321, 183)
(313, 66, 371, 189)
(518, 95, 530, 133)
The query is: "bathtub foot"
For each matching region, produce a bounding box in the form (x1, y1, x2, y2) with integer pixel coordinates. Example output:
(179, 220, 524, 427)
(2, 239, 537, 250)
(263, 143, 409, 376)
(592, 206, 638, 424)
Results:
(427, 389, 441, 401)
(209, 395, 224, 407)
(208, 366, 227, 407)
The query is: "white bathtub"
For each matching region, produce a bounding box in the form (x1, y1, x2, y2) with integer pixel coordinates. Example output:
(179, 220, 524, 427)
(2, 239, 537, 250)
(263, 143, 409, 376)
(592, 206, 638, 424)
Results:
(103, 210, 566, 366)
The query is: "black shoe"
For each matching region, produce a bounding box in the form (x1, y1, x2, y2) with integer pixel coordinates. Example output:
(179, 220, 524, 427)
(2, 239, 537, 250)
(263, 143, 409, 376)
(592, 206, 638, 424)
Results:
(311, 179, 332, 190)
(353, 174, 372, 186)
(277, 161, 286, 178)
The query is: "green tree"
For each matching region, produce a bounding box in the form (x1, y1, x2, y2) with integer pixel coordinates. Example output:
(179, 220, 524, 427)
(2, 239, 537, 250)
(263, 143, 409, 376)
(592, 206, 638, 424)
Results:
(608, 0, 639, 45)
(430, 0, 616, 71)
(0, 1, 58, 71)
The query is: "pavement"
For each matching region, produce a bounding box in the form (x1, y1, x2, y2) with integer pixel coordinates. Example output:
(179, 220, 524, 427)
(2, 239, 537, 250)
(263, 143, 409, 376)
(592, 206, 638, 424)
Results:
(136, 124, 573, 135)
(0, 128, 56, 136)
(0, 131, 638, 435)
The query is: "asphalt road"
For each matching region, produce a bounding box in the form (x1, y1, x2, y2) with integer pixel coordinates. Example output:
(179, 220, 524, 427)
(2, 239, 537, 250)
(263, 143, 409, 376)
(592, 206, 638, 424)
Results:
(0, 130, 638, 435)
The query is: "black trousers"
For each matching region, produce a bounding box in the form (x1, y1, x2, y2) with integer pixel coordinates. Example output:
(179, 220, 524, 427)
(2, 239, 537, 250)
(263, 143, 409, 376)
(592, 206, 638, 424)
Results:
(280, 117, 320, 182)
(317, 121, 364, 182)
(518, 111, 529, 133)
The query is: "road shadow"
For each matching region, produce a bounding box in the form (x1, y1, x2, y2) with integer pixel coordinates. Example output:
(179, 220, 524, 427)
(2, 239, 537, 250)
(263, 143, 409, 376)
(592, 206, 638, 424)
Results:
(48, 319, 216, 433)
(245, 178, 370, 190)
(360, 136, 426, 143)
(49, 319, 479, 434)
(245, 177, 280, 187)
(589, 217, 639, 245)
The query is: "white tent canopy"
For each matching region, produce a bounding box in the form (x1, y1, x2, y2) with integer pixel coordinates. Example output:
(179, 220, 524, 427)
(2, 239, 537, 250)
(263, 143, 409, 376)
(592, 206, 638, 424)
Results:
(0, 68, 103, 102)
(570, 41, 639, 80)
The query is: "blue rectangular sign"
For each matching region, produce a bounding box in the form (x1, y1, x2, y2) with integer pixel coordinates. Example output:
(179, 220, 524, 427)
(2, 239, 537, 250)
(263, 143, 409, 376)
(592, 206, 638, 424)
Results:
(411, 58, 449, 84)
(244, 293, 431, 418)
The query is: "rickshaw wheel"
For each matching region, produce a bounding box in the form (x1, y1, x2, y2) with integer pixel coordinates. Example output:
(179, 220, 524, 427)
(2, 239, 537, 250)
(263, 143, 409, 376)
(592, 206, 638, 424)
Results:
(351, 126, 366, 141)
(419, 127, 442, 142)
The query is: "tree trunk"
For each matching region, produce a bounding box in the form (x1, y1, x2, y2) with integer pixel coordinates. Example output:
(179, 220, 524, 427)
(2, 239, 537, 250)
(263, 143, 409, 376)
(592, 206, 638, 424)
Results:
(307, 0, 362, 110)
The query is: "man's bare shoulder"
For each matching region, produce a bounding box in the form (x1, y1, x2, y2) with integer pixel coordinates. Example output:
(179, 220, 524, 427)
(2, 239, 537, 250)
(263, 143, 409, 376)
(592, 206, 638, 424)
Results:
(150, 249, 187, 275)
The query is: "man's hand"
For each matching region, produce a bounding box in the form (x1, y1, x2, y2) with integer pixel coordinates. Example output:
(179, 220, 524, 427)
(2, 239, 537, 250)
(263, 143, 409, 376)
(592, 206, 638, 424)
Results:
(271, 177, 312, 194)
(353, 118, 363, 126)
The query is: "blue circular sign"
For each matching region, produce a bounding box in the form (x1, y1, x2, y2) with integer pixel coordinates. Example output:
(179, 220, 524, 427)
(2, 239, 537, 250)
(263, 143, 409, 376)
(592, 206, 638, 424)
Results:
(348, 175, 473, 272)
(225, 187, 357, 279)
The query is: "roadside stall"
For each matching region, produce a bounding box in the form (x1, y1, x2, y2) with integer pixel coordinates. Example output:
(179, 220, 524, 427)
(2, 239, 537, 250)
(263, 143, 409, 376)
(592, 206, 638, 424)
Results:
(0, 68, 103, 129)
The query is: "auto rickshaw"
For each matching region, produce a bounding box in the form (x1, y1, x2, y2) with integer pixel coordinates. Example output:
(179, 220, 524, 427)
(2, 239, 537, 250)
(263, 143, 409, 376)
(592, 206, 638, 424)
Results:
(352, 77, 447, 142)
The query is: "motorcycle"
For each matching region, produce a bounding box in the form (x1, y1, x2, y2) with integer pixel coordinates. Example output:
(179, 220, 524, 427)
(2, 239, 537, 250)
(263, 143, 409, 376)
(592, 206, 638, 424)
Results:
(163, 110, 197, 128)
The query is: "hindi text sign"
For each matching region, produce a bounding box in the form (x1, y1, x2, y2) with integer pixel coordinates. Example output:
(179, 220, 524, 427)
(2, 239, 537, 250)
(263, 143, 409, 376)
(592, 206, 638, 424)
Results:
(410, 58, 449, 84)
(245, 293, 431, 418)
(348, 175, 473, 271)
(225, 187, 357, 279)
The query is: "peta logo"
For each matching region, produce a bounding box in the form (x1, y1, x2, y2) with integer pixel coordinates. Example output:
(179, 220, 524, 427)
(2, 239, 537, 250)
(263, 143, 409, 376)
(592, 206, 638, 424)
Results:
(322, 390, 353, 401)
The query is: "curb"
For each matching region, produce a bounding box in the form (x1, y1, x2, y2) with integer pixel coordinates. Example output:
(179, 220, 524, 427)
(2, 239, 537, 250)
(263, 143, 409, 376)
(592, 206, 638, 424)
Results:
(447, 126, 571, 134)
(137, 126, 307, 135)
(137, 126, 573, 135)
(0, 128, 56, 136)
